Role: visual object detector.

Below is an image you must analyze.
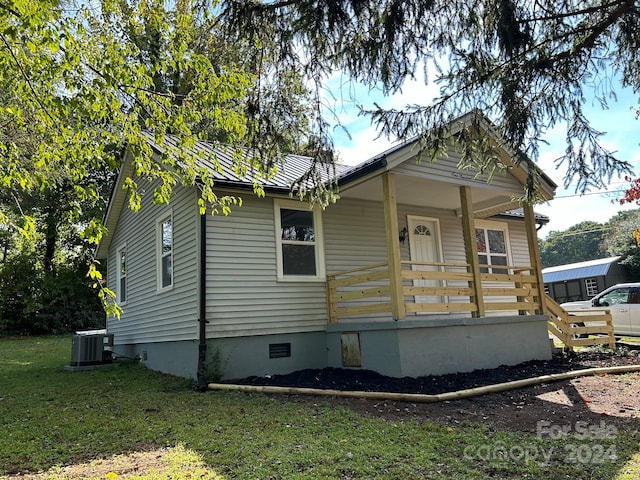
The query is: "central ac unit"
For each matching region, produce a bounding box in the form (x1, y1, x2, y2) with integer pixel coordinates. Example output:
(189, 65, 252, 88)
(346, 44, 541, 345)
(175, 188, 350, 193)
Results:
(70, 331, 114, 366)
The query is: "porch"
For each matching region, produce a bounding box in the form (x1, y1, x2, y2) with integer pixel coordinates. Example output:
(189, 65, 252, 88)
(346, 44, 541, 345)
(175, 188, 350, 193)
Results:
(328, 172, 550, 323)
(323, 172, 613, 378)
(324, 259, 614, 376)
(325, 259, 553, 376)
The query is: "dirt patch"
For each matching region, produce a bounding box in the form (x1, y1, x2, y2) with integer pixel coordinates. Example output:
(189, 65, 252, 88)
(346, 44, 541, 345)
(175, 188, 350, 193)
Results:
(236, 348, 640, 432)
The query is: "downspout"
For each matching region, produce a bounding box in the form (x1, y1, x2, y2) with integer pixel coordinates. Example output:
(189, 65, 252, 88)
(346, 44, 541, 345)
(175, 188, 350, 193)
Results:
(196, 210, 208, 391)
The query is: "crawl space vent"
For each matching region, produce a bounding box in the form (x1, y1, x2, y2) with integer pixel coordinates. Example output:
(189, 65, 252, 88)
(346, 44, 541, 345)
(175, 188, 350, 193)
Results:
(269, 343, 291, 359)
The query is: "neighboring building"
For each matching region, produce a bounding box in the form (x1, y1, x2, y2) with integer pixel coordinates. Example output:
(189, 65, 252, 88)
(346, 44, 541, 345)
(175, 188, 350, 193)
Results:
(543, 256, 627, 303)
(95, 112, 557, 382)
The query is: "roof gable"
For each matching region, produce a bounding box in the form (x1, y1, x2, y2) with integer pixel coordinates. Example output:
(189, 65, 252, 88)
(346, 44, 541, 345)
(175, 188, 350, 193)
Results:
(336, 111, 556, 201)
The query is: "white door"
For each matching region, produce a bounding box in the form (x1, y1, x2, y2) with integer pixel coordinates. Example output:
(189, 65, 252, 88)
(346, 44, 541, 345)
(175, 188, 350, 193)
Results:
(407, 216, 444, 306)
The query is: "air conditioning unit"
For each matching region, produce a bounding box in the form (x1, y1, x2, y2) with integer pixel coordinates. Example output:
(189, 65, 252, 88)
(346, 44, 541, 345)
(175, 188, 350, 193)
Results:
(70, 330, 114, 366)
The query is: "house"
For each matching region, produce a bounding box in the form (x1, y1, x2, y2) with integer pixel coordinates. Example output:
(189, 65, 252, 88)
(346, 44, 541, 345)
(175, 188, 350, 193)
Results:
(95, 113, 558, 383)
(543, 256, 627, 303)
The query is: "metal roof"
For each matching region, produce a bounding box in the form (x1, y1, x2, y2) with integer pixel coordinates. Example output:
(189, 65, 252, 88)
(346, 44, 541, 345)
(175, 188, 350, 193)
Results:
(542, 256, 622, 283)
(497, 208, 549, 225)
(143, 135, 553, 226)
(143, 109, 558, 197)
(143, 132, 348, 192)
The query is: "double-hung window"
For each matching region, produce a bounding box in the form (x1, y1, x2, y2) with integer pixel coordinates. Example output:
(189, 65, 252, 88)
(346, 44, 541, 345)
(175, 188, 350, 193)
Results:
(157, 213, 173, 290)
(475, 220, 511, 274)
(116, 246, 127, 303)
(274, 199, 325, 281)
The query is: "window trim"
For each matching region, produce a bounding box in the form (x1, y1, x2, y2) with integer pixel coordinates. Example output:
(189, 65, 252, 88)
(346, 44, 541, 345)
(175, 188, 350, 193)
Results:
(157, 211, 174, 291)
(274, 199, 325, 282)
(116, 244, 127, 304)
(474, 219, 513, 274)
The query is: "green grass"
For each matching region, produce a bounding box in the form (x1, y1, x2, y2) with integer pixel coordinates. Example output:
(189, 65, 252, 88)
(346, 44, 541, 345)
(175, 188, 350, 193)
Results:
(1, 335, 639, 479)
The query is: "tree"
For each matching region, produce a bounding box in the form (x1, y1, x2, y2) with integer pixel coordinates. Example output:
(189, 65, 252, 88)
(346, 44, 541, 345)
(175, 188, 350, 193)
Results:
(1, 0, 327, 315)
(223, 0, 639, 197)
(620, 176, 640, 206)
(539, 221, 607, 268)
(0, 0, 327, 235)
(3, 0, 640, 315)
(602, 209, 640, 279)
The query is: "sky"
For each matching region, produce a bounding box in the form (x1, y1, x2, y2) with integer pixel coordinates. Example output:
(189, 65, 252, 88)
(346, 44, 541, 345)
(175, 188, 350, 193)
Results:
(327, 75, 640, 239)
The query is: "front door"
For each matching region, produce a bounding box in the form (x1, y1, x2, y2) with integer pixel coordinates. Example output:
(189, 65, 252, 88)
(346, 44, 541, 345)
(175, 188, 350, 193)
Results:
(407, 216, 444, 306)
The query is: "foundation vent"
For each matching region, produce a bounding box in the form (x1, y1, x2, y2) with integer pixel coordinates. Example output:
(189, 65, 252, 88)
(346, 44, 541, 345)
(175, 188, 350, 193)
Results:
(269, 343, 291, 359)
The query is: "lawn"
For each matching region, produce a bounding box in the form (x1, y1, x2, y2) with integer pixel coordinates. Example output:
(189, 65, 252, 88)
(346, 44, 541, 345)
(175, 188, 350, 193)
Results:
(0, 335, 638, 479)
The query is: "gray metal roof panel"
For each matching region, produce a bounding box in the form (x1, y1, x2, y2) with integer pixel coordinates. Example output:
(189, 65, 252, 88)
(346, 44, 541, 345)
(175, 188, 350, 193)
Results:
(144, 132, 346, 190)
(542, 256, 622, 283)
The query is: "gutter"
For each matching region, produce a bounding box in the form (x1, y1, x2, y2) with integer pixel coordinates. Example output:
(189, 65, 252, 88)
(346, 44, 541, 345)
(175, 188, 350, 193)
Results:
(336, 156, 388, 189)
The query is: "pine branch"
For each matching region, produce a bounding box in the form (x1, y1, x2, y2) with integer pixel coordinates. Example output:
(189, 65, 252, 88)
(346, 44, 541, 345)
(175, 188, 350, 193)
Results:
(524, 0, 629, 23)
(544, 0, 636, 65)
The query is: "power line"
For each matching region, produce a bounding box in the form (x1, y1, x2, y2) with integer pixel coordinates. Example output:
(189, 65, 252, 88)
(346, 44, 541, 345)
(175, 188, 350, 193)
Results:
(543, 227, 612, 240)
(552, 190, 621, 199)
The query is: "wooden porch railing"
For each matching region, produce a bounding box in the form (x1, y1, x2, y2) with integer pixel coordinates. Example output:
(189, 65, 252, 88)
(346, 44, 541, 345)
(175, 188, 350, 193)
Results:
(326, 262, 616, 350)
(326, 261, 544, 323)
(326, 262, 392, 322)
(545, 295, 615, 350)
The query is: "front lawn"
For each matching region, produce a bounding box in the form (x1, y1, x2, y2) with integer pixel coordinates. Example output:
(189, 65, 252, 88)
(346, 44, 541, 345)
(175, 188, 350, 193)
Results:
(0, 335, 638, 479)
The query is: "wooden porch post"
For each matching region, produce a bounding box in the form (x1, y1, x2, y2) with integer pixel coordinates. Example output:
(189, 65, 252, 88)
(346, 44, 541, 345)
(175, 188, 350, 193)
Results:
(523, 202, 547, 315)
(382, 172, 406, 320)
(459, 186, 485, 317)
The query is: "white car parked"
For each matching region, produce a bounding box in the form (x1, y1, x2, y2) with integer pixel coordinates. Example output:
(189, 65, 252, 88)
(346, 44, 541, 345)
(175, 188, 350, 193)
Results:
(560, 283, 640, 337)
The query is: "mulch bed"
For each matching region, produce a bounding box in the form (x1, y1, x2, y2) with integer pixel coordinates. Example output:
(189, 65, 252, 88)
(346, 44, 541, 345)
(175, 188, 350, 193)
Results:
(233, 348, 640, 395)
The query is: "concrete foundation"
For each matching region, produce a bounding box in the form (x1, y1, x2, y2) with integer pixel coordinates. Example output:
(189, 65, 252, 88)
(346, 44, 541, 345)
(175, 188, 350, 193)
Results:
(112, 315, 552, 380)
(326, 315, 552, 377)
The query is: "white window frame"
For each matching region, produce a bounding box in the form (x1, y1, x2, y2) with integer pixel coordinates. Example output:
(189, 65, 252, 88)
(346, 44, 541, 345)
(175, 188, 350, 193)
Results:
(157, 211, 174, 291)
(116, 245, 127, 304)
(274, 199, 325, 282)
(585, 277, 599, 297)
(474, 219, 513, 274)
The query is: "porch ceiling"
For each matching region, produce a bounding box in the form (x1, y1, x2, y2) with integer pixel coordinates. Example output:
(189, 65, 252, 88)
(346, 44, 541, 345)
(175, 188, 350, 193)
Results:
(339, 174, 517, 215)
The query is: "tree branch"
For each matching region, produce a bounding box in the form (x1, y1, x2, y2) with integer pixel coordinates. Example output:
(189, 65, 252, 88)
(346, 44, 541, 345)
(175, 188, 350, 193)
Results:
(0, 1, 20, 18)
(542, 0, 635, 65)
(522, 0, 629, 23)
(0, 31, 56, 124)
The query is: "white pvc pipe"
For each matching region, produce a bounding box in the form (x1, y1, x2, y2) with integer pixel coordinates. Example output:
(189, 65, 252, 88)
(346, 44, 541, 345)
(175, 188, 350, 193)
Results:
(208, 364, 640, 403)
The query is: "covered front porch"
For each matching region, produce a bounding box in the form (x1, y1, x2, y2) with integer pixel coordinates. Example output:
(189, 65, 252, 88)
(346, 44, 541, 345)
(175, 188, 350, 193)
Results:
(326, 172, 548, 324)
(322, 171, 553, 376)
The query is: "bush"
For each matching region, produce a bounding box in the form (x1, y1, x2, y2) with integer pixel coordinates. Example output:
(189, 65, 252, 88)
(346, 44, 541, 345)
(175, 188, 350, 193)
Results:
(0, 255, 105, 335)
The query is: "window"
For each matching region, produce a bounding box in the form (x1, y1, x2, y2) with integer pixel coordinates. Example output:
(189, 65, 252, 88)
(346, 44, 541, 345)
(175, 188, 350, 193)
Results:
(157, 213, 173, 289)
(596, 286, 638, 306)
(274, 199, 325, 281)
(585, 278, 599, 297)
(475, 220, 510, 274)
(116, 246, 127, 303)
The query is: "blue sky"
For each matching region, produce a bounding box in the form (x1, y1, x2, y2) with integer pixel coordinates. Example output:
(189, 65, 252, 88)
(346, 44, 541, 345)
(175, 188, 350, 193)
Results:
(327, 74, 640, 239)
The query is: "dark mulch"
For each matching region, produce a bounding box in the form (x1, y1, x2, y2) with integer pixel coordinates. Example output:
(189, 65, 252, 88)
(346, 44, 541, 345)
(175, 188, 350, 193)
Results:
(228, 347, 640, 433)
(234, 348, 640, 395)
